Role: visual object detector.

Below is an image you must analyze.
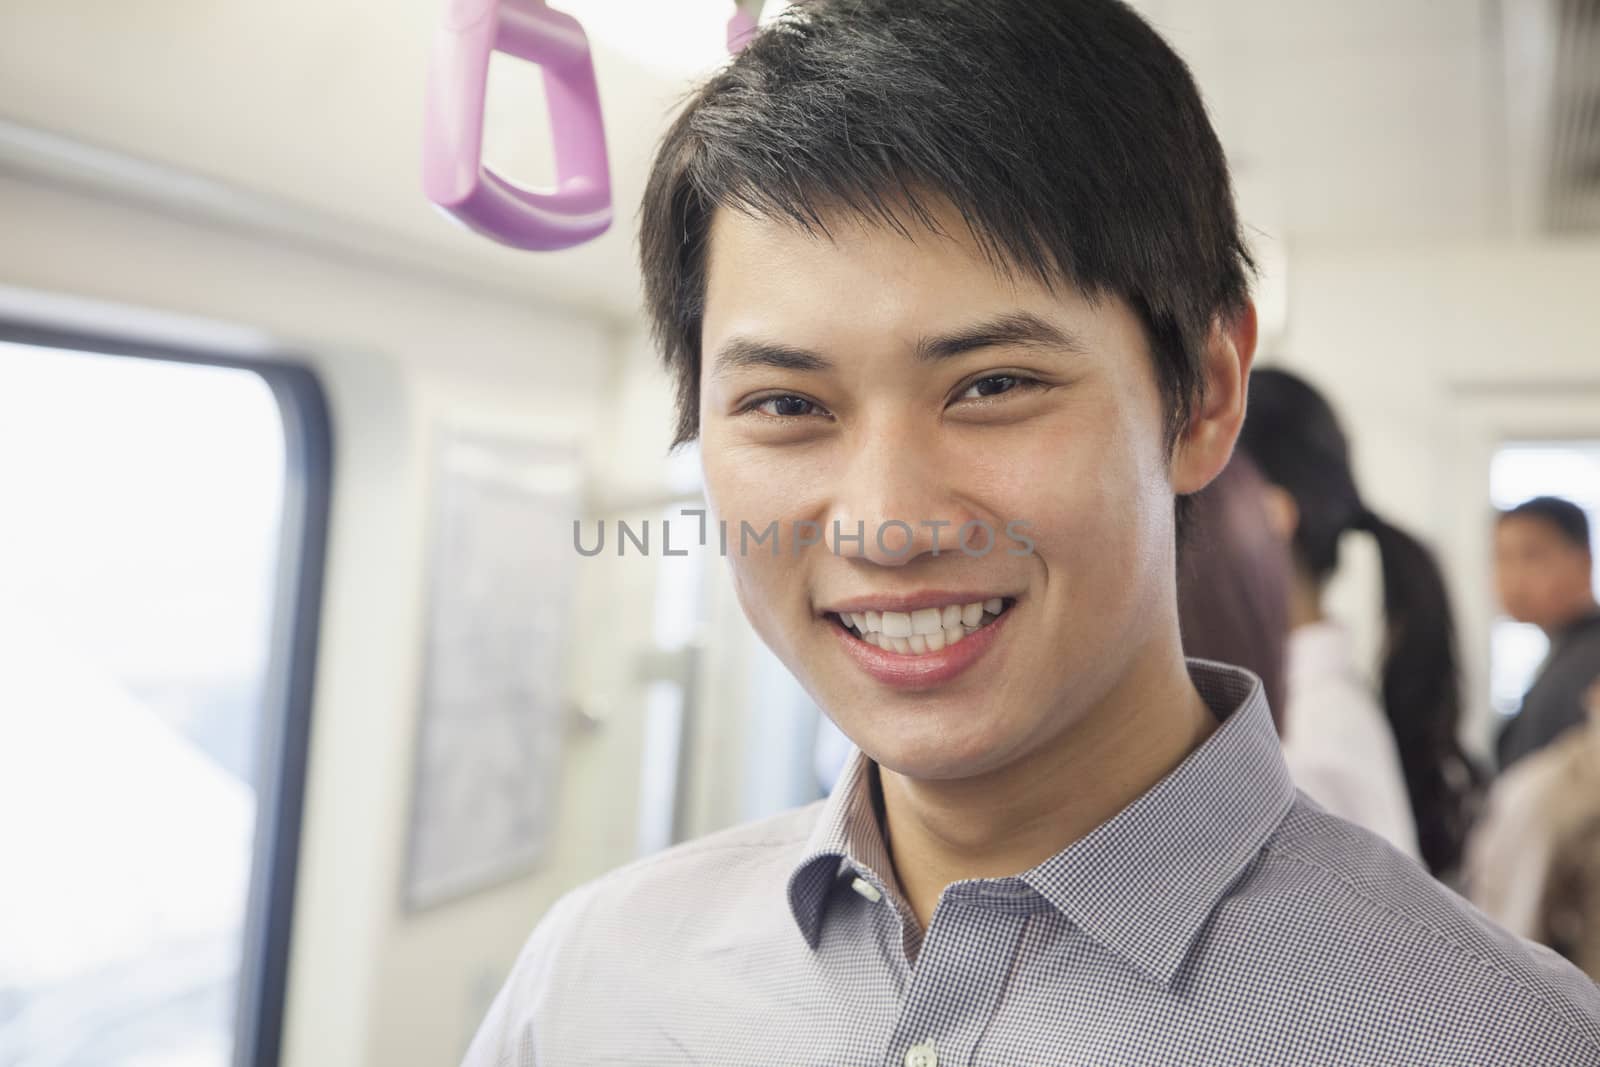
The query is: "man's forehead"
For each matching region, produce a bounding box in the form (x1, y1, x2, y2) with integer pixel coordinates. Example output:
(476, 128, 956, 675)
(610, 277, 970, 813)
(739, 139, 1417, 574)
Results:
(707, 202, 993, 325)
(704, 193, 999, 275)
(1500, 515, 1575, 546)
(707, 205, 1089, 334)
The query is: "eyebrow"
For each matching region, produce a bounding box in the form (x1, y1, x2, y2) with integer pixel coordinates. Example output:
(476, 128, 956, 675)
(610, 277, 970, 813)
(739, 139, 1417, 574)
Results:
(914, 311, 1086, 363)
(709, 310, 1085, 378)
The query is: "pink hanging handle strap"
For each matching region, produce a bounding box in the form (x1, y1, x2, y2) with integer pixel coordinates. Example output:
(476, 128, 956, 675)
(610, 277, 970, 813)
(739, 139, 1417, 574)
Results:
(423, 0, 612, 251)
(727, 0, 765, 53)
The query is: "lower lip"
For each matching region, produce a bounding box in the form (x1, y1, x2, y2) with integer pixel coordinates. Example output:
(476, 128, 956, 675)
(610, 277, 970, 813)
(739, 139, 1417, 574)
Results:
(829, 607, 1012, 690)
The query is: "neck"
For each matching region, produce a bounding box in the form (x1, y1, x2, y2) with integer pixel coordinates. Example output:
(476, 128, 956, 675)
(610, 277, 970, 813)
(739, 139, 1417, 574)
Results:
(876, 636, 1216, 932)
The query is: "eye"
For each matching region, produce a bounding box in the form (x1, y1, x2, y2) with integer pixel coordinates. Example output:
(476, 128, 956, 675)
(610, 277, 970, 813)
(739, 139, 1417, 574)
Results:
(747, 394, 826, 418)
(956, 374, 1039, 402)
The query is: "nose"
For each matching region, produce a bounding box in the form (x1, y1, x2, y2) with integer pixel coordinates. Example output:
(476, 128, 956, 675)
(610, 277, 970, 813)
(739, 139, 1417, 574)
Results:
(828, 413, 988, 567)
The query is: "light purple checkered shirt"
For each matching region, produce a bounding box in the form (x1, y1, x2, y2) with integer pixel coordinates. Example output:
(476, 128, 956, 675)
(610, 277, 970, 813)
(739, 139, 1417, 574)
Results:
(463, 662, 1600, 1066)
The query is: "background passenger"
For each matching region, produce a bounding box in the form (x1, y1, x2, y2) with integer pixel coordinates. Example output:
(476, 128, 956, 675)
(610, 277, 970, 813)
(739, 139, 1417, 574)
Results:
(1238, 367, 1481, 878)
(1176, 451, 1291, 731)
(1468, 678, 1600, 980)
(1493, 495, 1600, 771)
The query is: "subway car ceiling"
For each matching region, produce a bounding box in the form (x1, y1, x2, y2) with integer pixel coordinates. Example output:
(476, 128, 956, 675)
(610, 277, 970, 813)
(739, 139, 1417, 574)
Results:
(3, 0, 1595, 327)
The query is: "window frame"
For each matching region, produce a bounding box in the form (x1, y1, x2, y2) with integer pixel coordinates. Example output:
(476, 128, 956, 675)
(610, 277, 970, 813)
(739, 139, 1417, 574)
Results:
(0, 316, 333, 1067)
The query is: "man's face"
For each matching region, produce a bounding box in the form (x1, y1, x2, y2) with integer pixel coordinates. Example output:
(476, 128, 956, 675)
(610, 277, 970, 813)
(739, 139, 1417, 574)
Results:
(1495, 516, 1594, 631)
(695, 200, 1206, 783)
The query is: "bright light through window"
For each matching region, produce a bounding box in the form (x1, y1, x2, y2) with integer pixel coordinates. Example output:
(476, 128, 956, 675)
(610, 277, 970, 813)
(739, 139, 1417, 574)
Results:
(0, 340, 286, 1065)
(1487, 442, 1600, 716)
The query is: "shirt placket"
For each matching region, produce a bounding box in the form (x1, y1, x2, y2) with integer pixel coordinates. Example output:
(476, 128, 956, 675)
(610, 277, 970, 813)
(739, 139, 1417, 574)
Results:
(877, 881, 1036, 1067)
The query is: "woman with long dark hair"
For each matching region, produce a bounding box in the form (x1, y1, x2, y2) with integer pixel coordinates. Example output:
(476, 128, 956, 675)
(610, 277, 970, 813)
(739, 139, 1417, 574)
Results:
(1238, 368, 1482, 879)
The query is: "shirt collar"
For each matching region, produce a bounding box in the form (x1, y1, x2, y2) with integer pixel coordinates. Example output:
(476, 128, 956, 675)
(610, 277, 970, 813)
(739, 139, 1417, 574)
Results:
(787, 734, 898, 949)
(785, 660, 1296, 987)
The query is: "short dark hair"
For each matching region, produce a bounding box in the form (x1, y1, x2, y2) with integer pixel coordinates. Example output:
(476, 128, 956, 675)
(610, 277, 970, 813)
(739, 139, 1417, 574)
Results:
(1501, 495, 1592, 552)
(638, 0, 1254, 450)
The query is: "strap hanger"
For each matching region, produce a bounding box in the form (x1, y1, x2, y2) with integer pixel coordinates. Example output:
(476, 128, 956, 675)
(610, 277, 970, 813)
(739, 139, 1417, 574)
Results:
(422, 0, 612, 251)
(424, 1, 769, 251)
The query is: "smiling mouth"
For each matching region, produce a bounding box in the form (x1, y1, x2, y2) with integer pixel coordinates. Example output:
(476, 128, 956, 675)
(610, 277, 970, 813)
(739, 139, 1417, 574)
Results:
(828, 597, 1014, 656)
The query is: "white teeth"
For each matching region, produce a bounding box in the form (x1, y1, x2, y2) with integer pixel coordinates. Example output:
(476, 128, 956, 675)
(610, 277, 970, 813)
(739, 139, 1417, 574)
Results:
(839, 597, 1011, 654)
(881, 611, 913, 638)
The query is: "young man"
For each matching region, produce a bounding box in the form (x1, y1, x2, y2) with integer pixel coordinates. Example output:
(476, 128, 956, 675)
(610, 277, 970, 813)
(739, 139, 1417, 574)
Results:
(465, 2, 1600, 1063)
(1496, 495, 1600, 771)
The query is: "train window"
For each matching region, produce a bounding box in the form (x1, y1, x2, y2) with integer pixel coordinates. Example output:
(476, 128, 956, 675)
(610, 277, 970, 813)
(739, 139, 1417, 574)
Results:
(1488, 441, 1600, 717)
(0, 330, 330, 1066)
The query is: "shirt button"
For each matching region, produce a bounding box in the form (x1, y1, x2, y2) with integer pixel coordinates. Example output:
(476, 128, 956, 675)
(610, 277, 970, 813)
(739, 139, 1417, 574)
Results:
(904, 1042, 937, 1067)
(850, 876, 882, 903)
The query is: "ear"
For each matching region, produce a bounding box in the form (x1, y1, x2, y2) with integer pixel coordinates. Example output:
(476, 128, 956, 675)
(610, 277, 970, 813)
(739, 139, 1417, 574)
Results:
(1170, 302, 1258, 495)
(1260, 484, 1300, 543)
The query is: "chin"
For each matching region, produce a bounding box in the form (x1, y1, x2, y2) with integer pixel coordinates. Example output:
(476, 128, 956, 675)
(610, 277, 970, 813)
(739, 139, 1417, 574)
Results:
(845, 708, 1028, 782)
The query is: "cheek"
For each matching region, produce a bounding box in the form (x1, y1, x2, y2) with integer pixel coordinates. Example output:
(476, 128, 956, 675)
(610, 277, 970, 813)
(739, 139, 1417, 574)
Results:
(1558, 557, 1591, 593)
(700, 432, 825, 635)
(700, 425, 817, 527)
(1015, 405, 1169, 571)
(1535, 570, 1568, 603)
